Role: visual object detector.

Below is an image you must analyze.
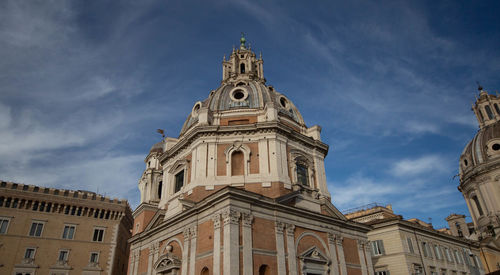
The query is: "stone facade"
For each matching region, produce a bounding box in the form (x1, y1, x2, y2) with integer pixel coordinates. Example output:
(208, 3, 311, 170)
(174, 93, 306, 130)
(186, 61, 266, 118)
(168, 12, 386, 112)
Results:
(459, 87, 500, 273)
(0, 181, 133, 275)
(129, 36, 373, 275)
(346, 205, 485, 275)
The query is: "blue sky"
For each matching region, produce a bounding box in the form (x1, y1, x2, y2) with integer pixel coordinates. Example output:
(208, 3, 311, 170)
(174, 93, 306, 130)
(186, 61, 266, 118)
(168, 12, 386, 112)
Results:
(1, 0, 500, 229)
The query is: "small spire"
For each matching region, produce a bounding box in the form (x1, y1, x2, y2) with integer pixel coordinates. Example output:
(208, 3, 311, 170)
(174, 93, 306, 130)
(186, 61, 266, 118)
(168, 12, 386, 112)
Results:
(223, 54, 226, 61)
(259, 51, 262, 59)
(240, 32, 246, 49)
(477, 81, 483, 91)
(232, 45, 235, 53)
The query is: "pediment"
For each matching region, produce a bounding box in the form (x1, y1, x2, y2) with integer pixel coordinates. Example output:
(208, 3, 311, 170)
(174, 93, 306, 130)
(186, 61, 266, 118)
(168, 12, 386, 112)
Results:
(154, 253, 181, 273)
(144, 209, 165, 232)
(299, 246, 330, 264)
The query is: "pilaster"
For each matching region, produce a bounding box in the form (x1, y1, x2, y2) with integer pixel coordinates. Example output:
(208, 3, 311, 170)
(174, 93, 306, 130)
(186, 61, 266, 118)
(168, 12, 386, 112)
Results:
(327, 233, 339, 275)
(189, 225, 198, 275)
(364, 241, 374, 275)
(242, 213, 254, 275)
(182, 228, 190, 275)
(357, 240, 368, 275)
(335, 235, 347, 275)
(286, 224, 297, 275)
(275, 221, 286, 275)
(133, 249, 140, 275)
(212, 213, 221, 275)
(147, 242, 159, 275)
(223, 209, 240, 275)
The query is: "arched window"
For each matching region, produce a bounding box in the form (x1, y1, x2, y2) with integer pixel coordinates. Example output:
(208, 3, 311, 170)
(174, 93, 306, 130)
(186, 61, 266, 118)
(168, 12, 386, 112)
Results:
(158, 181, 163, 199)
(494, 104, 500, 115)
(297, 163, 309, 186)
(472, 195, 484, 216)
(240, 63, 246, 74)
(455, 222, 463, 237)
(174, 170, 184, 193)
(200, 267, 209, 275)
(478, 109, 485, 121)
(259, 265, 269, 275)
(231, 151, 244, 176)
(485, 105, 494, 119)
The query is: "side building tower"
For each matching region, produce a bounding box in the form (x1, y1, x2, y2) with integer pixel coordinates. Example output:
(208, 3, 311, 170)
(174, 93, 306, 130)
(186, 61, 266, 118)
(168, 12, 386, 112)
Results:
(129, 37, 373, 275)
(459, 86, 500, 273)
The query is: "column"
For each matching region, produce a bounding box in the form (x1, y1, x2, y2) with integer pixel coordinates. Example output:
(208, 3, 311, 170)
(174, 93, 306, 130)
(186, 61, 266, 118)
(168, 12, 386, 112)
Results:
(133, 249, 140, 275)
(189, 225, 198, 275)
(242, 213, 254, 275)
(223, 209, 240, 275)
(357, 240, 368, 275)
(286, 224, 297, 275)
(212, 213, 221, 275)
(182, 228, 190, 275)
(327, 233, 339, 275)
(364, 241, 374, 275)
(275, 221, 286, 275)
(335, 235, 348, 275)
(147, 243, 155, 275)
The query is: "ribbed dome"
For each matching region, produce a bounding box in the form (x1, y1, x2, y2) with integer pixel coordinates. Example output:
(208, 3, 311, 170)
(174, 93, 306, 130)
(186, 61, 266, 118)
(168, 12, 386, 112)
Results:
(460, 122, 500, 176)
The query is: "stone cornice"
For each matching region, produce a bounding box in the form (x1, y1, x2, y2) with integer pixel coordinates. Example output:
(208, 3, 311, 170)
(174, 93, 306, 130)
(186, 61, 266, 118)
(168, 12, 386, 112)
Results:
(159, 121, 329, 163)
(129, 186, 370, 244)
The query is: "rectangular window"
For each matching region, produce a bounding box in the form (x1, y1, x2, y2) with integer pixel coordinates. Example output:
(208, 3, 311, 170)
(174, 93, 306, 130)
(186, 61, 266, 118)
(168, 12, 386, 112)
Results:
(434, 245, 442, 260)
(24, 248, 35, 259)
(93, 228, 105, 242)
(413, 264, 423, 275)
(407, 237, 414, 253)
(90, 252, 99, 263)
(445, 247, 453, 262)
(454, 250, 463, 264)
(62, 225, 75, 239)
(0, 218, 9, 234)
(174, 170, 184, 193)
(58, 250, 69, 262)
(371, 240, 385, 256)
(29, 222, 44, 237)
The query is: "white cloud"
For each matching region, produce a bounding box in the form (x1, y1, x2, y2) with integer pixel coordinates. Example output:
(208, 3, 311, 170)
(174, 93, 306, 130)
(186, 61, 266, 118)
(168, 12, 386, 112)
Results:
(390, 155, 449, 177)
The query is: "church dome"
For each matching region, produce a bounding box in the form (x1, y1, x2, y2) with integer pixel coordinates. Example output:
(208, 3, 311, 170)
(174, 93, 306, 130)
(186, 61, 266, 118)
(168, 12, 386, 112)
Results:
(178, 40, 306, 137)
(460, 88, 500, 178)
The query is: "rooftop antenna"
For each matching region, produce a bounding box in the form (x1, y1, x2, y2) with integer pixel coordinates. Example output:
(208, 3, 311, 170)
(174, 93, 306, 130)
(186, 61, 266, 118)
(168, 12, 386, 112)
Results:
(157, 129, 165, 139)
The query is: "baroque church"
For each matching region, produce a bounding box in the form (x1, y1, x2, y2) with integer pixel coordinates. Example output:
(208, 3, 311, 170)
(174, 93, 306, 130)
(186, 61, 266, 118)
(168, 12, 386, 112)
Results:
(128, 36, 374, 275)
(458, 86, 500, 272)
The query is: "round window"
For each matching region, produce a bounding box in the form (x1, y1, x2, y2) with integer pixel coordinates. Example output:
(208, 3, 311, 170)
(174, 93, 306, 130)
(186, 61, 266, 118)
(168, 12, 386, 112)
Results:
(230, 88, 248, 102)
(191, 102, 202, 117)
(493, 143, 500, 151)
(280, 97, 288, 108)
(463, 159, 468, 166)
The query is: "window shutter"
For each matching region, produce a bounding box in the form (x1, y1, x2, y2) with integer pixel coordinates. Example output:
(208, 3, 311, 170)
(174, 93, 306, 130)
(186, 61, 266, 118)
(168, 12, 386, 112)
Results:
(371, 241, 377, 255)
(378, 240, 385, 254)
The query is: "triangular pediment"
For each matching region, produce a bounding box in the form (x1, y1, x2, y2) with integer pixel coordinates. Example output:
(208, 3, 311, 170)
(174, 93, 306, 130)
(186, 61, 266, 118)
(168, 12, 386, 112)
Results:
(299, 246, 330, 264)
(144, 209, 165, 232)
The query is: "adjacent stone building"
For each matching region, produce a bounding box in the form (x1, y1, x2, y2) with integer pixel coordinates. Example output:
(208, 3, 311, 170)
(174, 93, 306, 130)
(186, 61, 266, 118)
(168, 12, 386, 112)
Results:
(458, 86, 500, 273)
(345, 204, 485, 275)
(0, 181, 133, 275)
(128, 36, 374, 275)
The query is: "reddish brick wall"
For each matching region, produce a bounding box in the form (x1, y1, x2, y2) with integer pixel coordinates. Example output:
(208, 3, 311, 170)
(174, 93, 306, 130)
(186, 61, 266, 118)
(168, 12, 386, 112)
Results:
(243, 182, 291, 198)
(183, 185, 226, 203)
(133, 209, 156, 235)
(252, 217, 276, 251)
(343, 237, 360, 264)
(138, 248, 149, 274)
(220, 116, 257, 126)
(231, 151, 244, 176)
(197, 220, 214, 254)
(217, 144, 228, 176)
(195, 256, 213, 275)
(347, 267, 362, 275)
(248, 142, 259, 174)
(253, 254, 278, 275)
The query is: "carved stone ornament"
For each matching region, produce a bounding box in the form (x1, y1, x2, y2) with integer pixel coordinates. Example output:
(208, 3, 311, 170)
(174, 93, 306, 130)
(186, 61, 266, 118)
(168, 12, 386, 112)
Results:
(154, 253, 182, 274)
(183, 228, 191, 241)
(190, 225, 198, 239)
(242, 213, 254, 227)
(212, 213, 221, 229)
(286, 224, 296, 236)
(327, 233, 336, 244)
(275, 221, 285, 234)
(335, 235, 343, 246)
(222, 209, 240, 225)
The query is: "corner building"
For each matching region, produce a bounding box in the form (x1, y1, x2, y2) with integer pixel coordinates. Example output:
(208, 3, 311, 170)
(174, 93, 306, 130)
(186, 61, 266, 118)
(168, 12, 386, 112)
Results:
(129, 37, 373, 275)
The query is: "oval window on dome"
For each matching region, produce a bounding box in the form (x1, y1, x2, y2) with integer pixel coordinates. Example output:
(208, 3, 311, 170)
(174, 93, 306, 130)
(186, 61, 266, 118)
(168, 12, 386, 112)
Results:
(279, 97, 288, 108)
(229, 88, 248, 102)
(492, 143, 500, 151)
(191, 102, 202, 117)
(463, 159, 468, 166)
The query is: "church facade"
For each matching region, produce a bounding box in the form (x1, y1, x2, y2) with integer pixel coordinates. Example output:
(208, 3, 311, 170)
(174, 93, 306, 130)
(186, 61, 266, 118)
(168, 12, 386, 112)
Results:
(128, 37, 374, 275)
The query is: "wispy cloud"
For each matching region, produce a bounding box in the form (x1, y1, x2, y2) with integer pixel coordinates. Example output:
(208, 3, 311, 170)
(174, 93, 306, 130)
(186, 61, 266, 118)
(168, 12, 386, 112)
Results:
(390, 155, 449, 177)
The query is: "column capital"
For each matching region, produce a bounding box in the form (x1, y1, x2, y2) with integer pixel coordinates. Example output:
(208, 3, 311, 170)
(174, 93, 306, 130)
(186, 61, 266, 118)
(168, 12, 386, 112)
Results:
(183, 227, 191, 241)
(242, 213, 254, 227)
(222, 209, 241, 225)
(133, 249, 140, 260)
(335, 234, 344, 245)
(212, 213, 221, 229)
(149, 242, 159, 255)
(190, 225, 198, 239)
(275, 221, 285, 234)
(285, 224, 295, 237)
(327, 232, 336, 244)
